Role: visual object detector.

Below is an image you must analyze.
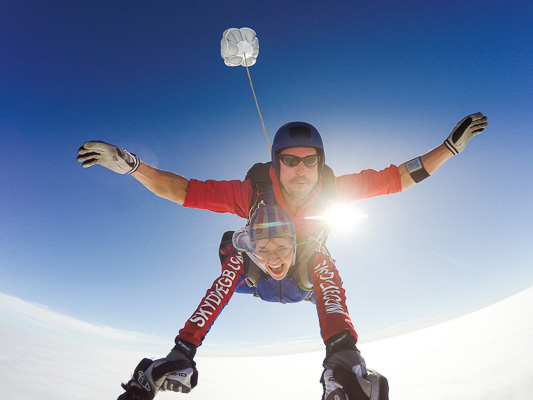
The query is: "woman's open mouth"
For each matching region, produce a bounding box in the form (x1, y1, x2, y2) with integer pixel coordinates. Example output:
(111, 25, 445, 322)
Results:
(267, 263, 288, 279)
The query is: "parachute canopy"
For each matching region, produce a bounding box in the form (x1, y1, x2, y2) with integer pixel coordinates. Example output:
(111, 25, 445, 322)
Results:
(221, 27, 259, 67)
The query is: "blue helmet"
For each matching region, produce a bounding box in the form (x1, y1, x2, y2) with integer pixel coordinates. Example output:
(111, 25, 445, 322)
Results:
(271, 122, 325, 174)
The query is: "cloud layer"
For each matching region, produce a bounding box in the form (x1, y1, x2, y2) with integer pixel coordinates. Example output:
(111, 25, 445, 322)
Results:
(1, 287, 532, 399)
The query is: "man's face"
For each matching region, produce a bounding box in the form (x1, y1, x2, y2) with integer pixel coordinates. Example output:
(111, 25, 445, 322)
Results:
(279, 147, 319, 202)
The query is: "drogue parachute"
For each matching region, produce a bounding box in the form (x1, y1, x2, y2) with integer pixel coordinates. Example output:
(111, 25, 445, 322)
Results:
(220, 27, 259, 67)
(221, 27, 270, 151)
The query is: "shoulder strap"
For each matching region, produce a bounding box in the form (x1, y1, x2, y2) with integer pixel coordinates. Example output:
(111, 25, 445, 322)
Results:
(245, 162, 272, 223)
(244, 255, 263, 287)
(293, 239, 328, 292)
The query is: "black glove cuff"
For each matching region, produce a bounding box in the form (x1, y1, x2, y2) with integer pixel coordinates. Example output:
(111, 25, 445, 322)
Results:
(118, 383, 149, 400)
(173, 338, 198, 361)
(325, 330, 357, 360)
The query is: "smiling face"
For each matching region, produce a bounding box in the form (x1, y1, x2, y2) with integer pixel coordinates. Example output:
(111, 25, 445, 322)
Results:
(279, 147, 319, 203)
(254, 237, 295, 280)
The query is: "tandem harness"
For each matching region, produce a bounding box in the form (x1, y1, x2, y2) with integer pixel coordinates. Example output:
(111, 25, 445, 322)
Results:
(219, 162, 338, 292)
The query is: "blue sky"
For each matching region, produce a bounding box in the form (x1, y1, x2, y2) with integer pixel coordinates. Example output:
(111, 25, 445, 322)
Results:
(1, 0, 532, 350)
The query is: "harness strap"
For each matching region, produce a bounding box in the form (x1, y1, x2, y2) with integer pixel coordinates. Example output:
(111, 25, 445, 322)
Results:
(244, 254, 263, 287)
(295, 231, 330, 291)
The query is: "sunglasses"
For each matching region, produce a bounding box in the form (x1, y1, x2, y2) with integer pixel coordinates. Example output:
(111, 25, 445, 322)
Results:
(278, 154, 320, 168)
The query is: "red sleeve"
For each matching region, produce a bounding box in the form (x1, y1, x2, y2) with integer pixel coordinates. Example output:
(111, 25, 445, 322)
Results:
(335, 164, 402, 202)
(182, 179, 253, 218)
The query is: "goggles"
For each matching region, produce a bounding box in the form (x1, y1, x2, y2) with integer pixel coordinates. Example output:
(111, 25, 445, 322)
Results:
(253, 244, 294, 261)
(278, 154, 320, 168)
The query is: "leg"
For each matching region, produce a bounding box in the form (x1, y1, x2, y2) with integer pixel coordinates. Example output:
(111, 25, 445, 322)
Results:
(311, 252, 357, 343)
(177, 250, 246, 346)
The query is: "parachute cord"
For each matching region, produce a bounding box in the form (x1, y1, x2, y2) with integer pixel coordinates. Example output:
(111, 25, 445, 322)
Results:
(243, 52, 271, 153)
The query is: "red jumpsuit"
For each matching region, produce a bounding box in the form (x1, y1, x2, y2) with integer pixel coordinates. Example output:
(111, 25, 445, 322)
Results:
(178, 166, 401, 347)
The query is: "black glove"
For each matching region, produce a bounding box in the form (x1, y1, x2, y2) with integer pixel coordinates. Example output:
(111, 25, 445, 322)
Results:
(444, 112, 488, 155)
(118, 339, 198, 400)
(321, 331, 389, 400)
(77, 141, 140, 174)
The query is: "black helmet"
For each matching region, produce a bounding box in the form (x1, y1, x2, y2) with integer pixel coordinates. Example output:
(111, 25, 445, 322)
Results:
(271, 122, 325, 174)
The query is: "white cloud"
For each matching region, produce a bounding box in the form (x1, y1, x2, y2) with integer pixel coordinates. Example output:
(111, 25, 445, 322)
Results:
(361, 286, 533, 400)
(0, 292, 167, 350)
(1, 287, 532, 400)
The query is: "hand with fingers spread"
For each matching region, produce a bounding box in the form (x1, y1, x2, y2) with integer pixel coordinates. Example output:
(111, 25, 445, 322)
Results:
(444, 112, 488, 155)
(77, 141, 140, 174)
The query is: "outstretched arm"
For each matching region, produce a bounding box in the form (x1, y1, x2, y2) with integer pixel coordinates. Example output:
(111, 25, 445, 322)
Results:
(398, 112, 487, 191)
(132, 161, 189, 205)
(77, 141, 190, 205)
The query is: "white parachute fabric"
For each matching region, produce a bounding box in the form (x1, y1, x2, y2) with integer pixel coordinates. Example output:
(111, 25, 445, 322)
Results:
(221, 27, 259, 67)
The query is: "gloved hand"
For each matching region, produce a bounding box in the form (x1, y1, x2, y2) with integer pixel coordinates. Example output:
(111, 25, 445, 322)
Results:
(117, 339, 198, 400)
(77, 141, 140, 174)
(444, 112, 488, 155)
(321, 331, 389, 400)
